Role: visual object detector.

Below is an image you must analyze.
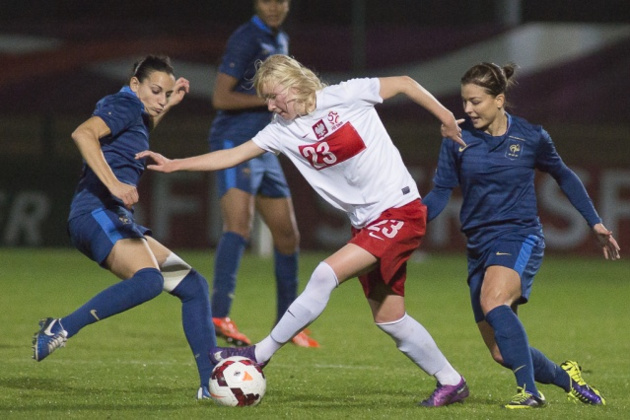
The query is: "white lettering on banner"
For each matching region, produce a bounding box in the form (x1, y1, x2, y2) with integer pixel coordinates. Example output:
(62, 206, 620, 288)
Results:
(538, 168, 591, 249)
(422, 168, 628, 251)
(600, 169, 630, 238)
(2, 191, 50, 245)
(151, 172, 202, 241)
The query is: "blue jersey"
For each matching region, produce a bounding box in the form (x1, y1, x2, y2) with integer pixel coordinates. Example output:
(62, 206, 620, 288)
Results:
(426, 113, 601, 250)
(68, 86, 150, 220)
(209, 15, 289, 146)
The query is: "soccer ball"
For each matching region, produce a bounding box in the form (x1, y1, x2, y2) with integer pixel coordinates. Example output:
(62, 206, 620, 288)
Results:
(209, 356, 266, 406)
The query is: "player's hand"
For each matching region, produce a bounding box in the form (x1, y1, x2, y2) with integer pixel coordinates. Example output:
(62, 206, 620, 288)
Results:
(135, 150, 175, 173)
(109, 181, 139, 209)
(441, 118, 466, 147)
(169, 77, 190, 107)
(592, 223, 621, 260)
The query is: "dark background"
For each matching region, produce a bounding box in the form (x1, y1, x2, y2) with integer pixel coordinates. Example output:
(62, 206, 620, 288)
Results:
(1, 0, 629, 252)
(3, 0, 630, 24)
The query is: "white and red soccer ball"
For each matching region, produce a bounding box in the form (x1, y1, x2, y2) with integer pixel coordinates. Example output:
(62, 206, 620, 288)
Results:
(209, 356, 266, 406)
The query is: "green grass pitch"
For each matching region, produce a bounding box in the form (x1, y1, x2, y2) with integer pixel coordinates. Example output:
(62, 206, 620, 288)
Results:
(1, 248, 628, 419)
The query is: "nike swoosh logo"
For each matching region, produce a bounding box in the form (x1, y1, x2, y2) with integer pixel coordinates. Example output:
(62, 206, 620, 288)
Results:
(458, 145, 469, 152)
(213, 351, 224, 361)
(369, 232, 384, 241)
(496, 252, 511, 256)
(90, 309, 100, 321)
(513, 365, 526, 373)
(43, 320, 57, 336)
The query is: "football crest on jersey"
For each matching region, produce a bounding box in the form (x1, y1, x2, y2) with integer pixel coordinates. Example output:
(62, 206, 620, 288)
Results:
(505, 140, 523, 160)
(313, 119, 328, 139)
(327, 111, 343, 130)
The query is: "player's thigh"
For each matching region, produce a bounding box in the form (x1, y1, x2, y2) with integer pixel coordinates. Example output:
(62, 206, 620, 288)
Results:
(220, 188, 256, 235)
(256, 196, 299, 250)
(482, 233, 543, 309)
(105, 238, 160, 279)
(255, 155, 296, 233)
(480, 265, 522, 313)
(323, 243, 378, 284)
(255, 195, 297, 233)
(145, 235, 175, 267)
(68, 207, 155, 278)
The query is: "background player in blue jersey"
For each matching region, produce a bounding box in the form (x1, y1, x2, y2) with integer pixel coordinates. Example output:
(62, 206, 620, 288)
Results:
(32, 55, 217, 400)
(208, 0, 318, 348)
(423, 62, 621, 409)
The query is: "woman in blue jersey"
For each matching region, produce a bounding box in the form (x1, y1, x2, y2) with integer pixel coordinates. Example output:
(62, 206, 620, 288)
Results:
(32, 55, 217, 400)
(423, 62, 620, 409)
(208, 0, 318, 348)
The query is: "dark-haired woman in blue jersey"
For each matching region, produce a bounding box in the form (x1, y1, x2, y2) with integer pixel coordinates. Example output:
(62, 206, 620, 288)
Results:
(32, 55, 217, 400)
(424, 62, 620, 409)
(208, 0, 318, 348)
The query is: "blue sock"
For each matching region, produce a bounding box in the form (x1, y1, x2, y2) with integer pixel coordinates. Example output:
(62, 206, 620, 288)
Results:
(211, 232, 247, 318)
(274, 249, 298, 323)
(485, 305, 538, 395)
(530, 347, 571, 391)
(170, 269, 217, 387)
(61, 267, 163, 338)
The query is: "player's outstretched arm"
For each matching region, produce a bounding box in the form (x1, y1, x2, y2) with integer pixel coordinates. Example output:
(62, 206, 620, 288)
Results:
(378, 76, 465, 147)
(592, 223, 621, 260)
(136, 140, 266, 173)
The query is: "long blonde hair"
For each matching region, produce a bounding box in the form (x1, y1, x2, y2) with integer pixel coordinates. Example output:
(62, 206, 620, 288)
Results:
(254, 55, 326, 115)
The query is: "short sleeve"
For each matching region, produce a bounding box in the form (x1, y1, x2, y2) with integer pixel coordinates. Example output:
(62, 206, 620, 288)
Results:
(252, 120, 284, 155)
(337, 78, 383, 106)
(94, 95, 143, 137)
(219, 28, 258, 79)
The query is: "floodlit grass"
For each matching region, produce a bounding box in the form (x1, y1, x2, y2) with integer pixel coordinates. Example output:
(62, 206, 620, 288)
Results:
(1, 248, 628, 419)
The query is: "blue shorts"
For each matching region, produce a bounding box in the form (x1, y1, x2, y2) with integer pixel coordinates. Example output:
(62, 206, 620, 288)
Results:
(467, 233, 544, 323)
(213, 140, 291, 199)
(67, 206, 151, 266)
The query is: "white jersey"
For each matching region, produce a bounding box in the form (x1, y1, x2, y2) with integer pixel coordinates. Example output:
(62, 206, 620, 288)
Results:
(252, 78, 420, 228)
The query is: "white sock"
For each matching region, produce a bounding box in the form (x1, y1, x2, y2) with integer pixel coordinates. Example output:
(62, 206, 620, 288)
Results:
(376, 313, 461, 386)
(255, 262, 337, 362)
(255, 336, 283, 363)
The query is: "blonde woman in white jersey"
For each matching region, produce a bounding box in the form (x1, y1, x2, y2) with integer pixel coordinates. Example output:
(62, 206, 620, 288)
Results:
(137, 54, 469, 407)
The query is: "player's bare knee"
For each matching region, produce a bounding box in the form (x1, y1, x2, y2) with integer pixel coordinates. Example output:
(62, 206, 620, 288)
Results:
(480, 296, 505, 315)
(304, 262, 338, 295)
(272, 229, 300, 253)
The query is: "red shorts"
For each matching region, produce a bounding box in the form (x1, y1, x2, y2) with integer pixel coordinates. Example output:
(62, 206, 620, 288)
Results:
(349, 199, 426, 298)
